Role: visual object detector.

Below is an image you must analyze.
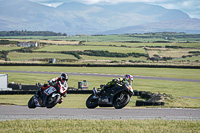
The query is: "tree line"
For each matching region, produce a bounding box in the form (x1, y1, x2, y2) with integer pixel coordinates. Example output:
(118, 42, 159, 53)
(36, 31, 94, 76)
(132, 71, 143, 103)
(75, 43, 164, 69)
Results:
(0, 31, 67, 36)
(62, 50, 147, 59)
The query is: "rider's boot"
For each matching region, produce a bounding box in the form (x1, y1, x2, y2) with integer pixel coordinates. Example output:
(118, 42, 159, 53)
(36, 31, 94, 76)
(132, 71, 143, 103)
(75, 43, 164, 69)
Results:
(58, 98, 63, 104)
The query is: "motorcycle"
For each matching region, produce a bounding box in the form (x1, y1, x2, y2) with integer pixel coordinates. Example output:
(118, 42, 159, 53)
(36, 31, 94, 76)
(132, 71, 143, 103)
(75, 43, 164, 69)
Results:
(28, 81, 68, 109)
(86, 82, 134, 109)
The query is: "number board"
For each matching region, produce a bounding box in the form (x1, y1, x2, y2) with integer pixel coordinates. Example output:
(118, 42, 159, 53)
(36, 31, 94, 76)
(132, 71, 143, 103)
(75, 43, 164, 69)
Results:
(44, 86, 57, 96)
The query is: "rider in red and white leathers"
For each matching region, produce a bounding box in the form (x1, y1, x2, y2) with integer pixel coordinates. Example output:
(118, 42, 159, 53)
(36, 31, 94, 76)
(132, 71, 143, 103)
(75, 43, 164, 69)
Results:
(37, 73, 68, 103)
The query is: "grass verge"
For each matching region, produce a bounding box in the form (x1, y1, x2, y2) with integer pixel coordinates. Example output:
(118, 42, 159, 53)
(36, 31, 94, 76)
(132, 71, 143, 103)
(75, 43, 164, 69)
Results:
(0, 119, 200, 133)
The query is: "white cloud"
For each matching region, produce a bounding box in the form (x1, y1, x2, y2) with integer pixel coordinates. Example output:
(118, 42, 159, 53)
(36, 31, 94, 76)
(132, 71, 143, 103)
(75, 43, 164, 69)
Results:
(40, 2, 63, 7)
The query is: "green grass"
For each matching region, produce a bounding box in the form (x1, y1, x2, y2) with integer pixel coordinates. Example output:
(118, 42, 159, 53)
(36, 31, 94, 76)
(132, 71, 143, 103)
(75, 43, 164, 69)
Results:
(0, 119, 199, 133)
(146, 48, 198, 58)
(1, 38, 200, 65)
(0, 46, 22, 51)
(85, 42, 173, 47)
(175, 43, 200, 48)
(34, 45, 146, 54)
(7, 52, 77, 61)
(1, 34, 200, 42)
(80, 55, 148, 62)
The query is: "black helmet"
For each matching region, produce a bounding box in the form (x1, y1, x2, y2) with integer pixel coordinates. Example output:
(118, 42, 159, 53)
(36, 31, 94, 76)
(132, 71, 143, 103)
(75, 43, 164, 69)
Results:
(60, 73, 68, 81)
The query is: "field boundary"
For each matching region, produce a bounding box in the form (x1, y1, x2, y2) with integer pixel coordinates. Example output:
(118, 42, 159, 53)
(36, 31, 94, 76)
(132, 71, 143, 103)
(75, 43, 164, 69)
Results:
(0, 63, 200, 69)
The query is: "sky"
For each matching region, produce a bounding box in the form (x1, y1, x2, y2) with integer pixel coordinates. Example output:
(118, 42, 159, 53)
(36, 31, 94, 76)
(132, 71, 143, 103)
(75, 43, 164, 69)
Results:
(28, 0, 200, 19)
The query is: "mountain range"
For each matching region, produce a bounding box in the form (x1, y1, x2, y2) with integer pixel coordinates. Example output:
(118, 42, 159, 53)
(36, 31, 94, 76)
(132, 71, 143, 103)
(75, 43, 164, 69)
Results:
(0, 0, 200, 35)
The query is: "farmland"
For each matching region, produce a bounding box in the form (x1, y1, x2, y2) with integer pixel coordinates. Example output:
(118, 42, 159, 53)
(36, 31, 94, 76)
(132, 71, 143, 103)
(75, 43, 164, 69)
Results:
(0, 33, 199, 66)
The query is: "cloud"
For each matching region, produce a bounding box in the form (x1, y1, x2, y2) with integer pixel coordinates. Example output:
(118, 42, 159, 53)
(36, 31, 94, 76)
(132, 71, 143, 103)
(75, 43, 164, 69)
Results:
(40, 2, 63, 7)
(158, 0, 200, 18)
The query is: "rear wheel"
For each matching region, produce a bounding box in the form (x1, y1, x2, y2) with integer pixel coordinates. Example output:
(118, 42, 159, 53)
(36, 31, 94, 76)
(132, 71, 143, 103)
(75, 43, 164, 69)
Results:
(28, 96, 36, 109)
(86, 94, 98, 109)
(113, 92, 130, 109)
(46, 94, 61, 108)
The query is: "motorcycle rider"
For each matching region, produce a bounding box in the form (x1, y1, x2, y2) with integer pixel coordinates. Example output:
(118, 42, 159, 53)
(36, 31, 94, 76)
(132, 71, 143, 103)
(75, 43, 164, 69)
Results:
(36, 72, 69, 103)
(97, 74, 133, 95)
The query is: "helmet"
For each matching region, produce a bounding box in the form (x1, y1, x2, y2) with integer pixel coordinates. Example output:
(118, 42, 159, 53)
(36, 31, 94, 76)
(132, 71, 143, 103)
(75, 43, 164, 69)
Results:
(124, 74, 133, 86)
(60, 73, 68, 81)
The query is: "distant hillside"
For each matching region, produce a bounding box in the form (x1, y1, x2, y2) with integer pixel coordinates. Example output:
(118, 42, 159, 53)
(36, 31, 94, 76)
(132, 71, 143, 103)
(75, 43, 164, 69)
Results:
(101, 19, 200, 34)
(0, 0, 199, 34)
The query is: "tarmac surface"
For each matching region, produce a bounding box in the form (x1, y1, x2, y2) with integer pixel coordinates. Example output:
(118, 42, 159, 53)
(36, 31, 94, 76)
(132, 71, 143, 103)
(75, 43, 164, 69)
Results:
(0, 105, 200, 121)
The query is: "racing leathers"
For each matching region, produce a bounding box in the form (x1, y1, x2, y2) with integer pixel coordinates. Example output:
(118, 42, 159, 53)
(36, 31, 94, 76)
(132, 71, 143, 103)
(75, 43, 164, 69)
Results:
(98, 78, 124, 95)
(37, 77, 67, 100)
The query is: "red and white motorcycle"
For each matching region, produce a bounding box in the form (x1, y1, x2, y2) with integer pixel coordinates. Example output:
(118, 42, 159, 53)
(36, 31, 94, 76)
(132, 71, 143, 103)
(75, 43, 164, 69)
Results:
(28, 81, 68, 108)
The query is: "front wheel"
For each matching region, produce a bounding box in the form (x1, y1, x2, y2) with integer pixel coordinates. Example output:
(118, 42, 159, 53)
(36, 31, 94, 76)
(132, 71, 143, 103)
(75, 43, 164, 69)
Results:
(46, 94, 61, 108)
(86, 94, 98, 109)
(113, 92, 130, 109)
(28, 96, 36, 109)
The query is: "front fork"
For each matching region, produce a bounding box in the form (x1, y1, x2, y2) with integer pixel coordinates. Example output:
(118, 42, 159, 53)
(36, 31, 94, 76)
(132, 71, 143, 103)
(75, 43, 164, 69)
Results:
(93, 88, 98, 99)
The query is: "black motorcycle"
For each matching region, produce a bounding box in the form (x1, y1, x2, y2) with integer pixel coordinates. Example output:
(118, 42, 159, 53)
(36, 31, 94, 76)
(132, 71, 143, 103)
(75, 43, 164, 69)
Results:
(86, 82, 134, 109)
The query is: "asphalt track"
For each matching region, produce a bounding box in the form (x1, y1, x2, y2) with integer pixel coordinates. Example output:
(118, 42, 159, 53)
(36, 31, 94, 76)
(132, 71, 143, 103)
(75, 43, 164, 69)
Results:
(0, 70, 200, 83)
(0, 106, 200, 121)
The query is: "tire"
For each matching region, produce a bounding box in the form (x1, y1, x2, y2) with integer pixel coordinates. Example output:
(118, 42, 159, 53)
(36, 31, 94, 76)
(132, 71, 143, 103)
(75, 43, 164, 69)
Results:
(86, 94, 98, 109)
(136, 100, 165, 106)
(28, 96, 36, 109)
(136, 100, 145, 106)
(46, 94, 61, 108)
(113, 92, 130, 109)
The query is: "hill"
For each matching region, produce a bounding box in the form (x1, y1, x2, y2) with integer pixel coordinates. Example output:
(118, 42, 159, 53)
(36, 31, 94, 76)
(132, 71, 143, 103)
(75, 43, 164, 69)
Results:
(0, 0, 199, 34)
(101, 19, 200, 34)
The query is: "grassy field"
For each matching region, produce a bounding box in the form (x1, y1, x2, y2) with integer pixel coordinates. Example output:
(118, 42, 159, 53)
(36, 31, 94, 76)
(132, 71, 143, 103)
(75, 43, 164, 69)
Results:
(0, 45, 22, 51)
(1, 33, 200, 42)
(1, 35, 200, 65)
(7, 52, 77, 61)
(146, 48, 198, 58)
(0, 119, 200, 133)
(4, 46, 199, 65)
(85, 42, 200, 48)
(34, 45, 146, 53)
